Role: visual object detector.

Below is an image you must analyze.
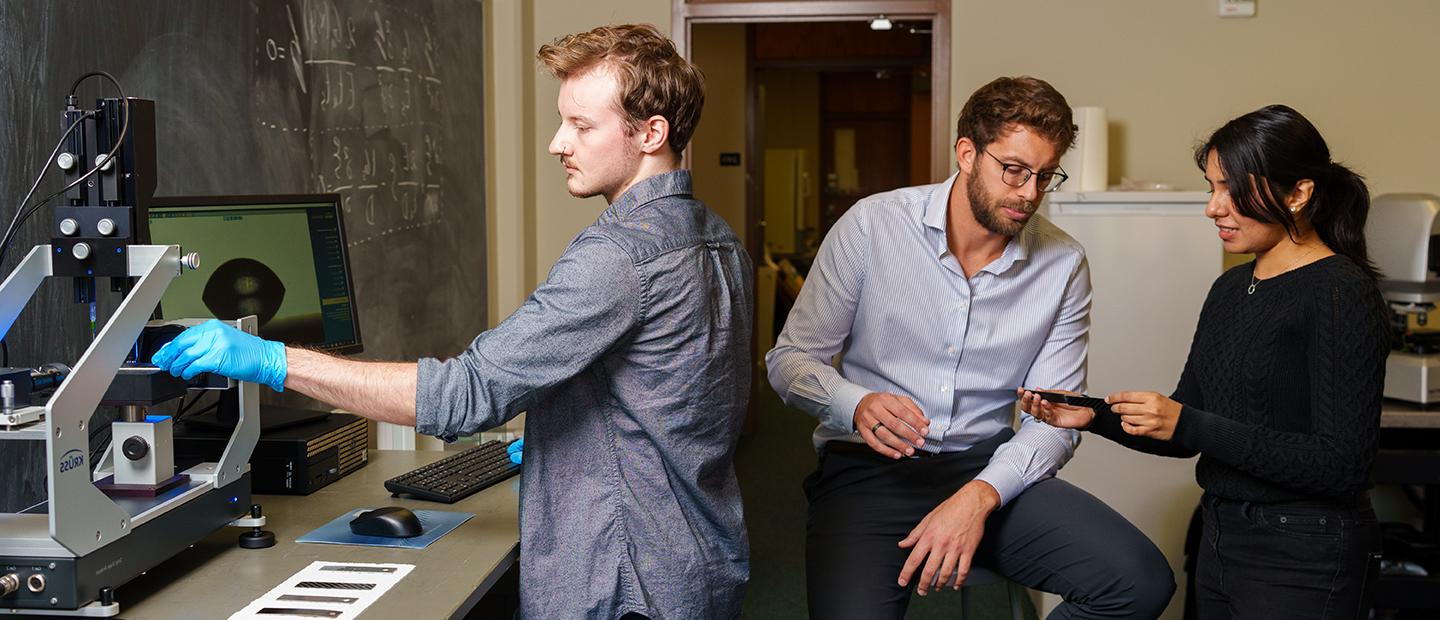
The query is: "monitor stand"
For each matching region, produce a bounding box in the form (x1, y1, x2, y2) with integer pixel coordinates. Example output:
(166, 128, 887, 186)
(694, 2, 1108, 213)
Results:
(180, 403, 331, 434)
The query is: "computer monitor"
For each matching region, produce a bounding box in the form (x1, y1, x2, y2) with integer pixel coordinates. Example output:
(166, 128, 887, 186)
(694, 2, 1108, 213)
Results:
(147, 194, 363, 355)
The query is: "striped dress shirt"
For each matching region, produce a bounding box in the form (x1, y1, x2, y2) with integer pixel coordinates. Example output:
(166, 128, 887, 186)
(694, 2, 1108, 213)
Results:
(766, 173, 1090, 506)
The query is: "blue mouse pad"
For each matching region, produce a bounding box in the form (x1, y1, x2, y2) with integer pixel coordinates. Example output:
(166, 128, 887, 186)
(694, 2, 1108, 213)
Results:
(296, 508, 475, 549)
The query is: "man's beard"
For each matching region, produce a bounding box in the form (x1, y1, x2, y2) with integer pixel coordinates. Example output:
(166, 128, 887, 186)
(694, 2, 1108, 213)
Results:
(565, 137, 643, 201)
(966, 175, 1034, 237)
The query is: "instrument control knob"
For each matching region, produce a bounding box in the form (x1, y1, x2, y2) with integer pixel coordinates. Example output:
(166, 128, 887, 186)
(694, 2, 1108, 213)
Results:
(96, 218, 116, 236)
(59, 218, 79, 236)
(122, 437, 149, 461)
(71, 242, 91, 260)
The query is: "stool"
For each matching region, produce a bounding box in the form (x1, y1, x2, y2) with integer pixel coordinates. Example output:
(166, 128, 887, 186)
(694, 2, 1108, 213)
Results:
(958, 566, 1027, 620)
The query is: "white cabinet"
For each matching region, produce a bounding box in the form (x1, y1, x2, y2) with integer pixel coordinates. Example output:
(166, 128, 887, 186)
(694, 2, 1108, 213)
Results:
(1040, 191, 1218, 620)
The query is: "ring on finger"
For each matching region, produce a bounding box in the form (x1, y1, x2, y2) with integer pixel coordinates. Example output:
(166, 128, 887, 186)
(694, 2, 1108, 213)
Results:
(870, 421, 884, 434)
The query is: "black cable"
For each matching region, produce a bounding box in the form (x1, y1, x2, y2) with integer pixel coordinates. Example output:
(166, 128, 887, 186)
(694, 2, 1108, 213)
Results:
(176, 399, 219, 423)
(172, 391, 194, 415)
(88, 410, 114, 474)
(0, 110, 93, 264)
(90, 436, 112, 474)
(0, 71, 130, 266)
(175, 391, 201, 417)
(0, 110, 92, 371)
(0, 71, 131, 363)
(174, 391, 220, 423)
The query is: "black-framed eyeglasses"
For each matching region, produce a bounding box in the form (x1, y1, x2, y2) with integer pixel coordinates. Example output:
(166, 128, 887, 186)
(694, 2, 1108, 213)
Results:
(982, 149, 1069, 193)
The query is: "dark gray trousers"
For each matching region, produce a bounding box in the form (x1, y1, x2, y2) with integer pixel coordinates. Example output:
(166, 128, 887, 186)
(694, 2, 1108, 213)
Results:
(805, 432, 1175, 619)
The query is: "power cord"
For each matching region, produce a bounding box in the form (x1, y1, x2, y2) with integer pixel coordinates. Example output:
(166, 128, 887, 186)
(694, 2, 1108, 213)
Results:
(174, 390, 220, 423)
(0, 71, 131, 362)
(0, 109, 94, 264)
(0, 72, 130, 265)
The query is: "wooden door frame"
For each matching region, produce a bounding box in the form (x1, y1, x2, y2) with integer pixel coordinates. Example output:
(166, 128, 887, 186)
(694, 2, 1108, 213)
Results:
(673, 0, 951, 179)
(674, 0, 950, 265)
(676, 2, 949, 435)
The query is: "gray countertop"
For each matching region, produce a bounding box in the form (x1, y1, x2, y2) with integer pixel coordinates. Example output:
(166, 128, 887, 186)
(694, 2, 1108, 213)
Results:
(111, 449, 519, 619)
(1382, 399, 1440, 429)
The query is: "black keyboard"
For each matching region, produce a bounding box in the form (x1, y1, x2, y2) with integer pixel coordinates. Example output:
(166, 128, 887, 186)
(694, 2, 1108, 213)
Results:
(384, 440, 521, 503)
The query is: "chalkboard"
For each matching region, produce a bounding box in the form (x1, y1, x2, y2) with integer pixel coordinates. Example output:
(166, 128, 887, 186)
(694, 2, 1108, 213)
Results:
(0, 1, 486, 511)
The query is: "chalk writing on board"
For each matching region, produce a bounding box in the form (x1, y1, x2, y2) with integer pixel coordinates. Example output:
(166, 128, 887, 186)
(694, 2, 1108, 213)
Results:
(254, 0, 448, 247)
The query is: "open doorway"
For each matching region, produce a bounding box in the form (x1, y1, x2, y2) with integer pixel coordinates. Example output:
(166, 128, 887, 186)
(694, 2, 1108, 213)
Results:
(679, 7, 990, 618)
(685, 7, 947, 432)
(752, 21, 933, 250)
(748, 21, 933, 363)
(678, 1, 951, 255)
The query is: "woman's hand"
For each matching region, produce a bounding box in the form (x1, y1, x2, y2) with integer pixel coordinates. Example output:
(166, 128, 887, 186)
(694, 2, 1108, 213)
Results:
(1017, 388, 1096, 430)
(1105, 391, 1183, 440)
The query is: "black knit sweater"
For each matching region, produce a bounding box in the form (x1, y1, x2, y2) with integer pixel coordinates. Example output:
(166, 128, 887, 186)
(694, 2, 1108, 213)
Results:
(1088, 254, 1390, 502)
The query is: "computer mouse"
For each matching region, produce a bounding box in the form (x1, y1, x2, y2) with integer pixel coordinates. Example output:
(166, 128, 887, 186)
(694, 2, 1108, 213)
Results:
(349, 506, 423, 538)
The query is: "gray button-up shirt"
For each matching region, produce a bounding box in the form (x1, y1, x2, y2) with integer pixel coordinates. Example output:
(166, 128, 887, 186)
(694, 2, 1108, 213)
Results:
(766, 173, 1087, 506)
(415, 170, 752, 619)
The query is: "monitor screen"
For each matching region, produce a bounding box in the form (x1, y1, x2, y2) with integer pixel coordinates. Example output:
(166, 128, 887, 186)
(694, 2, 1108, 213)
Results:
(147, 194, 363, 354)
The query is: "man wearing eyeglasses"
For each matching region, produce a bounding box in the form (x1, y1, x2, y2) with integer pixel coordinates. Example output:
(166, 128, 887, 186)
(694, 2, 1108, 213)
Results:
(767, 76, 1174, 618)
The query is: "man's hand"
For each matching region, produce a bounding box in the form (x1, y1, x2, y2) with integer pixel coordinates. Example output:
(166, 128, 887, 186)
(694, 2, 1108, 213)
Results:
(897, 480, 1001, 595)
(854, 392, 930, 459)
(151, 319, 287, 392)
(1017, 388, 1096, 429)
(1106, 391, 1182, 440)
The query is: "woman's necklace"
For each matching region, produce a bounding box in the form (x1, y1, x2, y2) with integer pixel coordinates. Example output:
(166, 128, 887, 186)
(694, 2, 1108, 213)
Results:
(1248, 246, 1317, 295)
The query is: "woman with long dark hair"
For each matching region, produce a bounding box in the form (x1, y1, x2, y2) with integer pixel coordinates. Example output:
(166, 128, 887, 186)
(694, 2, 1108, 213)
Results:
(1022, 104, 1389, 618)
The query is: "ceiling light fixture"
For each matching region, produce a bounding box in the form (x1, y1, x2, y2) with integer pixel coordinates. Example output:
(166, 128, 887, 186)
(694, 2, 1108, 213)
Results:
(869, 15, 893, 31)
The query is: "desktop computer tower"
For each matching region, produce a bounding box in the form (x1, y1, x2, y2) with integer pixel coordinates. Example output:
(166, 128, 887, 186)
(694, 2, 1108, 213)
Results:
(174, 411, 369, 494)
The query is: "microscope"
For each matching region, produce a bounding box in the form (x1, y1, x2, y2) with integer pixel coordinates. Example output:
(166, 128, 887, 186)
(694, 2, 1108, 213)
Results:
(0, 76, 267, 617)
(1366, 193, 1440, 405)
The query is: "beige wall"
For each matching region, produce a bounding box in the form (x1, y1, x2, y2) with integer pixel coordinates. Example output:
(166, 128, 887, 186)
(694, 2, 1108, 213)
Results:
(691, 23, 750, 246)
(529, 0, 672, 284)
(485, 0, 534, 325)
(492, 0, 1440, 324)
(482, 0, 669, 442)
(487, 0, 672, 313)
(951, 0, 1440, 195)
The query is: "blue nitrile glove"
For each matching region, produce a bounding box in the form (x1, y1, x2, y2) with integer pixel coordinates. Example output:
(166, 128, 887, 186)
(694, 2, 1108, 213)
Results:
(150, 319, 287, 392)
(507, 438, 524, 465)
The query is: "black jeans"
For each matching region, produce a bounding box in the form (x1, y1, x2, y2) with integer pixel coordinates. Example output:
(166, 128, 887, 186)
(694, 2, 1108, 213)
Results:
(1194, 493, 1381, 619)
(804, 431, 1175, 619)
